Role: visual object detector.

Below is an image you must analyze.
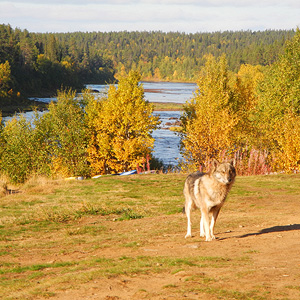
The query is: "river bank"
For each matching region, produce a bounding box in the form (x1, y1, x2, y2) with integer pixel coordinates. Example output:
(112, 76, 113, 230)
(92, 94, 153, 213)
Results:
(1, 82, 195, 166)
(0, 98, 48, 117)
(1, 99, 183, 118)
(1, 97, 184, 118)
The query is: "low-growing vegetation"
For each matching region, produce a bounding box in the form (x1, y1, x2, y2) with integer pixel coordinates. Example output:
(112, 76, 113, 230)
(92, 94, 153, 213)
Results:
(0, 173, 300, 299)
(2, 30, 300, 184)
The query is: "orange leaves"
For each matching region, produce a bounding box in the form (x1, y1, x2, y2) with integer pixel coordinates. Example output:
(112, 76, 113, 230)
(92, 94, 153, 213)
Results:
(181, 55, 237, 170)
(181, 31, 300, 173)
(86, 71, 159, 175)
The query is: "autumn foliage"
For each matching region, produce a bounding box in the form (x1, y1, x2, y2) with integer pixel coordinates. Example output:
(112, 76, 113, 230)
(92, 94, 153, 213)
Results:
(180, 55, 237, 170)
(1, 29, 300, 182)
(0, 71, 159, 183)
(180, 28, 300, 174)
(86, 71, 159, 175)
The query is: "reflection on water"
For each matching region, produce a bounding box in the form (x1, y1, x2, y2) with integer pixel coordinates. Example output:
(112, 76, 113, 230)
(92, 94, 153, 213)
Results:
(153, 111, 182, 167)
(4, 82, 196, 167)
(87, 81, 197, 104)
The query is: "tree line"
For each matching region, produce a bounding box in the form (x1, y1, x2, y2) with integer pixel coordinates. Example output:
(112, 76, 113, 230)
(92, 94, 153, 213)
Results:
(36, 29, 294, 81)
(0, 24, 295, 106)
(85, 29, 293, 80)
(0, 24, 115, 105)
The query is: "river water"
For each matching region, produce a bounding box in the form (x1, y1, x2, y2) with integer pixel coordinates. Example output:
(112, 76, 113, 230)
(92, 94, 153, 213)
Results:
(87, 82, 197, 166)
(3, 82, 197, 167)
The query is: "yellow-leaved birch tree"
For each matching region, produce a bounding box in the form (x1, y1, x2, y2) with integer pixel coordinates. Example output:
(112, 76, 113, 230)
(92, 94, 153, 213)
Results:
(255, 28, 300, 172)
(180, 55, 237, 171)
(86, 71, 160, 175)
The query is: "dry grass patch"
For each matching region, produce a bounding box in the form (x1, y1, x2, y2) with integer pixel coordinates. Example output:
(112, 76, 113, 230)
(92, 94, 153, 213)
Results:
(1, 173, 300, 300)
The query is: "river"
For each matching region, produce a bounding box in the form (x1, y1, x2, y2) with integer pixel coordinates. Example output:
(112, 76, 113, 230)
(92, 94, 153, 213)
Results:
(87, 82, 197, 167)
(3, 82, 197, 167)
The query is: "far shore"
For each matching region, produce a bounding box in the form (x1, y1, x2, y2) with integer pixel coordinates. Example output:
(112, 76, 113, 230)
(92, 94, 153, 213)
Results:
(0, 99, 48, 118)
(1, 80, 190, 117)
(152, 102, 183, 111)
(1, 100, 183, 119)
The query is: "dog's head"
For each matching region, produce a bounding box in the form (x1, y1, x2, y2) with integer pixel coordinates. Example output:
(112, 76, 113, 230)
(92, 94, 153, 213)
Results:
(211, 159, 236, 185)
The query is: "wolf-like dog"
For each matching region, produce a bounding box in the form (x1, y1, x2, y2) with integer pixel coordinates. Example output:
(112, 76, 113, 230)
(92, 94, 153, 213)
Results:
(183, 159, 236, 241)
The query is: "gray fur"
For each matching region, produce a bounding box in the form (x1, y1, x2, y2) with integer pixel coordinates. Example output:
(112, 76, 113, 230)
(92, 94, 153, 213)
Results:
(183, 159, 236, 241)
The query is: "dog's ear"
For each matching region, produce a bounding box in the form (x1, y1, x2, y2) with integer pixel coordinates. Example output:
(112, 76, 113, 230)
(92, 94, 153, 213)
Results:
(229, 158, 236, 167)
(210, 158, 220, 172)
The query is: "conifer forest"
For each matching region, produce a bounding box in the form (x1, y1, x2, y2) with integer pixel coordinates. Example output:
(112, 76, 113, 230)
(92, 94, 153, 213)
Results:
(1, 24, 300, 182)
(0, 24, 295, 102)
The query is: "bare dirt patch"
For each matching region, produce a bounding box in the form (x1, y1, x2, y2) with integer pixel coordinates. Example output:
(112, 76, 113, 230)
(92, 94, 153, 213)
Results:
(50, 215, 300, 300)
(1, 174, 300, 300)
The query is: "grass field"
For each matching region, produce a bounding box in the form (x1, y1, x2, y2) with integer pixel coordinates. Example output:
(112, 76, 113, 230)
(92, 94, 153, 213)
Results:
(152, 102, 183, 111)
(1, 173, 300, 299)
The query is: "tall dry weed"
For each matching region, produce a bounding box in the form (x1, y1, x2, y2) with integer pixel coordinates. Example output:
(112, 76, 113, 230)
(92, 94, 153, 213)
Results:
(22, 176, 64, 194)
(190, 148, 273, 176)
(233, 149, 272, 176)
(0, 180, 7, 197)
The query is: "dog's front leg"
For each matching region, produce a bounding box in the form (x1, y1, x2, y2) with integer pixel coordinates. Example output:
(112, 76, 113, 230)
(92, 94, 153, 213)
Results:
(184, 200, 192, 238)
(201, 206, 212, 241)
(210, 206, 221, 240)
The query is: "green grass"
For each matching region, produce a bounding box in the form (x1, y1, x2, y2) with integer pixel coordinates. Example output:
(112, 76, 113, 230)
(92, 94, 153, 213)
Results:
(0, 254, 231, 299)
(153, 102, 183, 111)
(0, 173, 300, 299)
(0, 174, 185, 226)
(0, 261, 77, 275)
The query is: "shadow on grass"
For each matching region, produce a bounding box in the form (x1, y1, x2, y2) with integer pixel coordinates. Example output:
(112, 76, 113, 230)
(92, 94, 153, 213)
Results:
(219, 224, 300, 240)
(239, 224, 300, 238)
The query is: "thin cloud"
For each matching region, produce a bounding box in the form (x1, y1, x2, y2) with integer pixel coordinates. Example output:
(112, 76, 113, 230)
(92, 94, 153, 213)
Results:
(0, 0, 299, 33)
(4, 0, 300, 4)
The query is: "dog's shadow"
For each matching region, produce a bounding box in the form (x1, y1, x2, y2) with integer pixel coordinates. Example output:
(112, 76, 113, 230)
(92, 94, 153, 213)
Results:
(219, 224, 300, 240)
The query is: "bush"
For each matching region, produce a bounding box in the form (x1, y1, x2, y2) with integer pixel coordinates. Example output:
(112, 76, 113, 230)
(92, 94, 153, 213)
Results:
(0, 115, 50, 183)
(0, 90, 90, 183)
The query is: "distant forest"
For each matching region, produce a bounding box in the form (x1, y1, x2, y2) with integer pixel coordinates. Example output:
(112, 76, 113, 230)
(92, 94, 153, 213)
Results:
(0, 24, 296, 102)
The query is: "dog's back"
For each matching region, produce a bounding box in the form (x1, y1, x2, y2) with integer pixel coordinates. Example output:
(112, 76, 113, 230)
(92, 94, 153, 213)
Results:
(183, 171, 205, 212)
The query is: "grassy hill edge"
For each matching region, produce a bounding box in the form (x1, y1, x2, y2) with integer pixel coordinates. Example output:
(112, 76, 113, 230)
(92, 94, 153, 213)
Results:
(1, 173, 300, 299)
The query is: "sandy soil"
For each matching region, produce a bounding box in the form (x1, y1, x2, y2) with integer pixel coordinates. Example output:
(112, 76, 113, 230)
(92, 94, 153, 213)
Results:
(42, 211, 300, 299)
(3, 175, 300, 300)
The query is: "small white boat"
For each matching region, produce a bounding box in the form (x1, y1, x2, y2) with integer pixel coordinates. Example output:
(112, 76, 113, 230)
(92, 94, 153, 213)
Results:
(119, 170, 137, 176)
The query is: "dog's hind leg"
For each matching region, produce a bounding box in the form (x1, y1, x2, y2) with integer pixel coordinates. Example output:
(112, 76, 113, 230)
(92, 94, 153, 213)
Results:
(200, 215, 205, 237)
(184, 199, 193, 238)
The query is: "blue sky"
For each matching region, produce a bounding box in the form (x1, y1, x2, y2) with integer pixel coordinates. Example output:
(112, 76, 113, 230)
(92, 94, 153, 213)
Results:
(0, 0, 299, 33)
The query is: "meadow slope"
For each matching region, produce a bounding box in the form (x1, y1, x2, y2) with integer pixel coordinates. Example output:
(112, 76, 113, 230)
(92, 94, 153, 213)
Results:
(0, 174, 300, 300)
